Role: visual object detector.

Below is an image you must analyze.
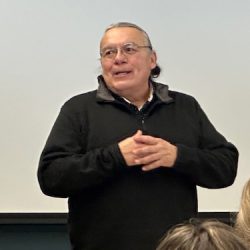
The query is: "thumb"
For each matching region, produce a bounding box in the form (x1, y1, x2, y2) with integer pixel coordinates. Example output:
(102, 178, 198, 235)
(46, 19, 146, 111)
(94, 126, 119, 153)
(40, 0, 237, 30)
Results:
(134, 130, 142, 136)
(133, 130, 143, 140)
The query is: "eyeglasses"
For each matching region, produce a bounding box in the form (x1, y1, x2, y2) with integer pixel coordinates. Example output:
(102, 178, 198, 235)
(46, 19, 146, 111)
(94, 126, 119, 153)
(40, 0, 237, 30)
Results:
(100, 42, 152, 60)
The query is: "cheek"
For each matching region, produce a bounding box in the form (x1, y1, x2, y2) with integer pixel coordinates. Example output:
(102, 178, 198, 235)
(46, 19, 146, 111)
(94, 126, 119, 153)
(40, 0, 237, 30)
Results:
(101, 61, 112, 74)
(136, 60, 154, 73)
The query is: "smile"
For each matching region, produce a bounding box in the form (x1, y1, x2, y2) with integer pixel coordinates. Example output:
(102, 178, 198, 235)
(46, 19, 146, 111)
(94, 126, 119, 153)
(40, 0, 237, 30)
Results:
(113, 71, 132, 77)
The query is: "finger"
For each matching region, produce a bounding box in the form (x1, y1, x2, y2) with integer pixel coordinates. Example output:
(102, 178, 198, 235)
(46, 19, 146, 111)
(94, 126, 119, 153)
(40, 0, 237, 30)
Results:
(133, 145, 158, 157)
(135, 130, 143, 136)
(142, 160, 162, 171)
(133, 130, 143, 141)
(134, 135, 159, 145)
(134, 152, 160, 165)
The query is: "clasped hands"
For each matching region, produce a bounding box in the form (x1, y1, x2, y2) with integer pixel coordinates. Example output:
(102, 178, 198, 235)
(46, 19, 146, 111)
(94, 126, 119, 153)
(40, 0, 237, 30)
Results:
(118, 130, 177, 171)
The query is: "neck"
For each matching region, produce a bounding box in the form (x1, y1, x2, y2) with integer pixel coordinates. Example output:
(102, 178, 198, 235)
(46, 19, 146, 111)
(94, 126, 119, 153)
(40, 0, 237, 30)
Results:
(121, 85, 151, 108)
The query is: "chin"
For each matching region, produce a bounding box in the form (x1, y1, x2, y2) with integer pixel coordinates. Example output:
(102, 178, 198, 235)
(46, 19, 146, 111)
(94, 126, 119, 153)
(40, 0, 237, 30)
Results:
(110, 80, 135, 92)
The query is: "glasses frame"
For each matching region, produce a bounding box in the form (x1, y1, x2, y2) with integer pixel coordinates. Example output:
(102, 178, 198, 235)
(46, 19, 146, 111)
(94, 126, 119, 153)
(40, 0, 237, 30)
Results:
(100, 42, 152, 60)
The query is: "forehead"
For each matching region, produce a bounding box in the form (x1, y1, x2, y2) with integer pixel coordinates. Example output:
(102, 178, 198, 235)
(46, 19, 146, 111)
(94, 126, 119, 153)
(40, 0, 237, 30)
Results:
(100, 27, 146, 47)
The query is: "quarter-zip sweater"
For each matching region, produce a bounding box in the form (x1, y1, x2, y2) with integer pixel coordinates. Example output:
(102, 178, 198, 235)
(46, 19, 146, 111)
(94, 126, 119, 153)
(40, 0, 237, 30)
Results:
(38, 76, 238, 250)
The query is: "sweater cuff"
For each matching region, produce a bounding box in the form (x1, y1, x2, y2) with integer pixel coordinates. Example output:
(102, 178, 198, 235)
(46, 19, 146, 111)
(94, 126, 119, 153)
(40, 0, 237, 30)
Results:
(109, 143, 128, 170)
(173, 144, 196, 173)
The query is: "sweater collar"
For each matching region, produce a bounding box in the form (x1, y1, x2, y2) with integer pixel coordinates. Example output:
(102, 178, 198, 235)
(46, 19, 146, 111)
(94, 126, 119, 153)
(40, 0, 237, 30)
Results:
(96, 75, 173, 103)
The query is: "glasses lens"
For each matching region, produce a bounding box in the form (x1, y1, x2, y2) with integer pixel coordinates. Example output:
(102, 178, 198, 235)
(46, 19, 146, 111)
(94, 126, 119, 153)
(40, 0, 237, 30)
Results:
(122, 43, 138, 54)
(101, 42, 147, 59)
(101, 48, 117, 58)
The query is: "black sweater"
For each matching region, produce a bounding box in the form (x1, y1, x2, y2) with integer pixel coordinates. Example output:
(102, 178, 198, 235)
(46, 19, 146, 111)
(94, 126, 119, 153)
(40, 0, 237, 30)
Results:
(38, 77, 238, 250)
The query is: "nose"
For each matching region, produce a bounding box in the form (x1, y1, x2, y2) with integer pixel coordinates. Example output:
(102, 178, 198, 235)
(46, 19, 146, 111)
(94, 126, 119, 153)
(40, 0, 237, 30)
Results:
(114, 48, 127, 64)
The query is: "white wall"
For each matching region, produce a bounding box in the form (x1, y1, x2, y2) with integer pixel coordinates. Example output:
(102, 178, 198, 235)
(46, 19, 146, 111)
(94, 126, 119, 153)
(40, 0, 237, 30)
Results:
(0, 0, 249, 212)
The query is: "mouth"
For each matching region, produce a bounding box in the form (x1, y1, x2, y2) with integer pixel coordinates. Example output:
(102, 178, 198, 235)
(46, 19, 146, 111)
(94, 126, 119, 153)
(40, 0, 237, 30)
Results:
(113, 70, 132, 77)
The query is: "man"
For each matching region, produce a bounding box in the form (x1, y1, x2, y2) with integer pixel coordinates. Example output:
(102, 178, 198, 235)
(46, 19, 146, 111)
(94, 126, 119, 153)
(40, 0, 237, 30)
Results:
(38, 22, 238, 250)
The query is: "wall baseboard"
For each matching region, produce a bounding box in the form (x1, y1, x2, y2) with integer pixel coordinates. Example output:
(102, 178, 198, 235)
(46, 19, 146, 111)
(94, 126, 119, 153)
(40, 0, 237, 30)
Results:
(0, 212, 237, 225)
(0, 212, 237, 250)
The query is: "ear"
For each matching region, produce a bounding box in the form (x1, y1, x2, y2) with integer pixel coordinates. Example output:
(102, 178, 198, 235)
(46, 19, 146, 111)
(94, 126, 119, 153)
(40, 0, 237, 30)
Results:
(150, 50, 157, 69)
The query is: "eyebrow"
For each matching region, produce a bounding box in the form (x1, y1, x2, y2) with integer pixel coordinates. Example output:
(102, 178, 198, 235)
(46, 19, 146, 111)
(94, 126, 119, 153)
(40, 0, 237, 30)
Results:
(101, 42, 138, 49)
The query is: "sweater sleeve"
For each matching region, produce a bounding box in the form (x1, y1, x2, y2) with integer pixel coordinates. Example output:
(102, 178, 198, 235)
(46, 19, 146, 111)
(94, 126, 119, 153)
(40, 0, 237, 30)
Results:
(173, 100, 238, 189)
(37, 102, 127, 198)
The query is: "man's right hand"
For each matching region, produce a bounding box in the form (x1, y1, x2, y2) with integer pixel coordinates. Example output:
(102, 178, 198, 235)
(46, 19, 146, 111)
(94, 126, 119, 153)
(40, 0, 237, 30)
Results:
(118, 130, 144, 166)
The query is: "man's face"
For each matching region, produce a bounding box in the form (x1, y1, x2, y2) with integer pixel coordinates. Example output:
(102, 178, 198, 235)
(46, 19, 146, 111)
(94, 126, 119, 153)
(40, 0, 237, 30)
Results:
(100, 27, 157, 95)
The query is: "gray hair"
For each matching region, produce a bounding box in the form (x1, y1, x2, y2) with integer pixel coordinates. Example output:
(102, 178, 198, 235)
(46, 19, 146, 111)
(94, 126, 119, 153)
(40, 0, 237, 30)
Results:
(104, 22, 153, 49)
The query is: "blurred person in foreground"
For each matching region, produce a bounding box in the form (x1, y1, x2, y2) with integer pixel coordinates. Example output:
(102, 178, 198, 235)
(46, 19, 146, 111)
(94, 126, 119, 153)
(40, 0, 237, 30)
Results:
(235, 178, 250, 245)
(38, 22, 239, 250)
(156, 219, 249, 250)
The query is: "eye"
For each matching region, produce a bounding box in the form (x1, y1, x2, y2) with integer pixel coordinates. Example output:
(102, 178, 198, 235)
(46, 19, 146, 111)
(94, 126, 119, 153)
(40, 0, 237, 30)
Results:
(123, 45, 137, 54)
(102, 48, 117, 57)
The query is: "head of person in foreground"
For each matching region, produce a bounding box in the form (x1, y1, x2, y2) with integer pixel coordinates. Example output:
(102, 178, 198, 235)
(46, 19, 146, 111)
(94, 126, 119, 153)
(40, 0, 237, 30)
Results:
(235, 178, 250, 245)
(156, 219, 249, 250)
